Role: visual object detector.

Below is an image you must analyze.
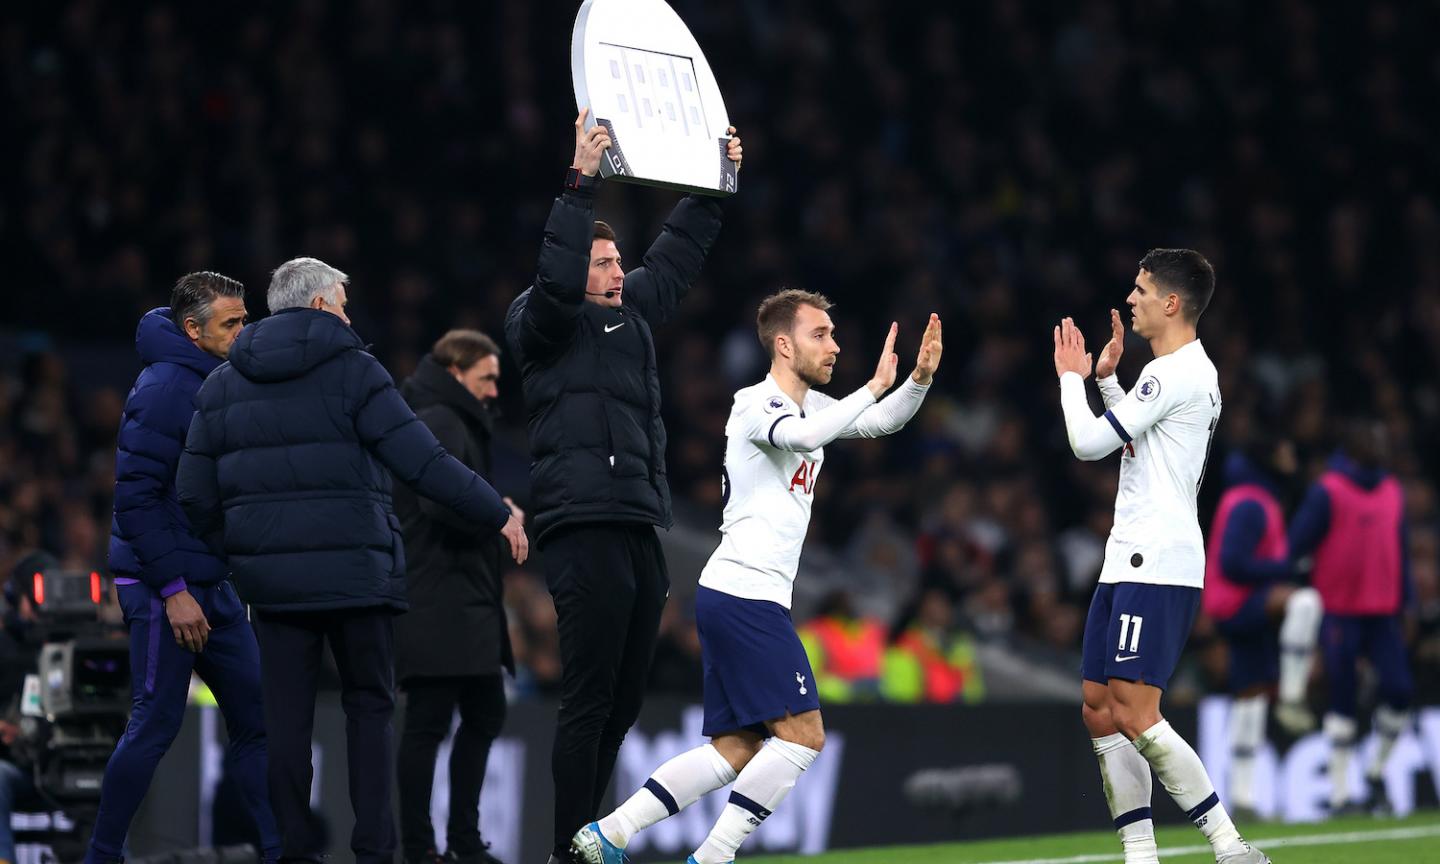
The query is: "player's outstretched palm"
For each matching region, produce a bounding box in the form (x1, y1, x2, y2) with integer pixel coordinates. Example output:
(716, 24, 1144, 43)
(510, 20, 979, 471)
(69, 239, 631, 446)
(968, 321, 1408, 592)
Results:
(1053, 316, 1093, 380)
(913, 313, 943, 385)
(1095, 308, 1125, 379)
(867, 321, 900, 398)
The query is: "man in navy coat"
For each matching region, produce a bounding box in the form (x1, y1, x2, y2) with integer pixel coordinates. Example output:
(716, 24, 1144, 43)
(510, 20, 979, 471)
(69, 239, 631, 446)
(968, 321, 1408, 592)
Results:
(179, 257, 527, 864)
(91, 272, 280, 864)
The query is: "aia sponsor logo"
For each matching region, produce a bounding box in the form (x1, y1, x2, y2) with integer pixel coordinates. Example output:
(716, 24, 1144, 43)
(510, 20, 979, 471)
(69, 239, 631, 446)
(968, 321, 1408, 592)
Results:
(789, 460, 817, 494)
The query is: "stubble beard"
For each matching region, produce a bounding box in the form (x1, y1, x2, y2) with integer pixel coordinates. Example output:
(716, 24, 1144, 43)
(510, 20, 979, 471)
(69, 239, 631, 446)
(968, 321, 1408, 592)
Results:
(797, 357, 832, 387)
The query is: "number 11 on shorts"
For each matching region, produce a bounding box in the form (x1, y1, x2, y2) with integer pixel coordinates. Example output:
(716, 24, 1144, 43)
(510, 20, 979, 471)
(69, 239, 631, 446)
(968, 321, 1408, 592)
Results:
(1118, 613, 1143, 653)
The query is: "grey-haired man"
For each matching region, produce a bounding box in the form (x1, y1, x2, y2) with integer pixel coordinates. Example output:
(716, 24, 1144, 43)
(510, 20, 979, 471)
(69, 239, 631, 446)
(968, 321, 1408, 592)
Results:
(179, 257, 526, 864)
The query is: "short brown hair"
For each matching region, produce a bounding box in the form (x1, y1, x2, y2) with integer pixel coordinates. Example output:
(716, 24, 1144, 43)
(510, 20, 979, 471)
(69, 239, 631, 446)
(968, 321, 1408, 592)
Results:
(593, 221, 616, 242)
(756, 289, 833, 358)
(432, 329, 500, 371)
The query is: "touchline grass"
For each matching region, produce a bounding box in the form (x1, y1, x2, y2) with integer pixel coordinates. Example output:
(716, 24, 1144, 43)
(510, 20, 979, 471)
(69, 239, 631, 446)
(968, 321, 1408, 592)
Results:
(740, 811, 1440, 864)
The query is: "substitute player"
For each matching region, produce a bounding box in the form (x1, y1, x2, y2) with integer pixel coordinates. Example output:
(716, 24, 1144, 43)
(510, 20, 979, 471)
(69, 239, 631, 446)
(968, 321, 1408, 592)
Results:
(1055, 249, 1267, 864)
(1289, 417, 1414, 816)
(571, 290, 941, 864)
(1204, 432, 1322, 819)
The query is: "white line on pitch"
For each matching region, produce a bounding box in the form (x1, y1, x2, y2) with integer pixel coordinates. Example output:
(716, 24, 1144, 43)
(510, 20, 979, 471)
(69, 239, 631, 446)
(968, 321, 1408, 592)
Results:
(973, 823, 1440, 864)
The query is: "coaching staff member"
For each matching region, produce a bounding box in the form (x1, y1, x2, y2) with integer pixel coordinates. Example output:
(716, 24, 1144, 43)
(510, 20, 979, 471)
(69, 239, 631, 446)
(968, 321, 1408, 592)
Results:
(179, 258, 527, 864)
(505, 110, 741, 864)
(394, 329, 519, 864)
(92, 273, 278, 864)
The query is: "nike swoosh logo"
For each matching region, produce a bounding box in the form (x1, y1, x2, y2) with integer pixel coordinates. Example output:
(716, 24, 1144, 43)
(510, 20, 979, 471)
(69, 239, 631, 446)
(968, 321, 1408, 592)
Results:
(604, 323, 625, 333)
(1114, 654, 1141, 663)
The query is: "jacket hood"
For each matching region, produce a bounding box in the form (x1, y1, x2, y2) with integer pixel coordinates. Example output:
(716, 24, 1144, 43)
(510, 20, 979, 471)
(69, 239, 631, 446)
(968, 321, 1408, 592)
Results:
(136, 307, 222, 377)
(401, 354, 495, 431)
(1328, 450, 1387, 491)
(229, 308, 363, 383)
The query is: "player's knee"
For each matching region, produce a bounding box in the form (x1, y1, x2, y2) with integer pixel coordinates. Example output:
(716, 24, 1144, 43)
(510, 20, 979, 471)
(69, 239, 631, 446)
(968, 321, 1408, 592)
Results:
(712, 736, 763, 773)
(788, 728, 825, 752)
(1081, 701, 1114, 737)
(809, 726, 827, 752)
(1081, 686, 1117, 736)
(1110, 703, 1159, 740)
(775, 724, 825, 752)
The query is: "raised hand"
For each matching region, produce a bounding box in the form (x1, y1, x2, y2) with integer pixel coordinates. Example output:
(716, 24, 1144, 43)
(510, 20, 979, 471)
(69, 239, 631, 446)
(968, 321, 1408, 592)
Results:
(572, 108, 612, 177)
(727, 126, 743, 173)
(1053, 316, 1093, 380)
(1094, 308, 1125, 379)
(502, 512, 529, 565)
(912, 313, 943, 385)
(867, 322, 900, 399)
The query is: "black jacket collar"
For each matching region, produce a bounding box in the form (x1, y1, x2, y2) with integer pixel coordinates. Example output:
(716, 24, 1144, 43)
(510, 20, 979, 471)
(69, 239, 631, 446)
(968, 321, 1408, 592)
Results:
(402, 354, 495, 434)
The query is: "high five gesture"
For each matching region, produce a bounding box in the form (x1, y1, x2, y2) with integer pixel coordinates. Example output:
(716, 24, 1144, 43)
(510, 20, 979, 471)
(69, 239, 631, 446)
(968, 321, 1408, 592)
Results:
(913, 313, 943, 385)
(866, 322, 900, 398)
(1095, 309, 1125, 379)
(1053, 316, 1094, 380)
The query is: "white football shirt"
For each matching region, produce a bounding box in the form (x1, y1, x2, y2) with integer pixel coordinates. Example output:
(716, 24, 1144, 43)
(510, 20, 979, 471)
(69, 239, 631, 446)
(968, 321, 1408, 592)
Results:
(698, 373, 930, 608)
(1090, 339, 1221, 589)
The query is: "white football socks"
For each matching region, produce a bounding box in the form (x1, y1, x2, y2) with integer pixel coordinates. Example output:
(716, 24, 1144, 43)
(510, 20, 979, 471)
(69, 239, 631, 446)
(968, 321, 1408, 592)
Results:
(599, 743, 738, 847)
(692, 738, 819, 864)
(1325, 712, 1358, 810)
(1367, 704, 1409, 782)
(1133, 720, 1246, 857)
(1278, 587, 1322, 704)
(1228, 695, 1268, 812)
(1092, 733, 1159, 864)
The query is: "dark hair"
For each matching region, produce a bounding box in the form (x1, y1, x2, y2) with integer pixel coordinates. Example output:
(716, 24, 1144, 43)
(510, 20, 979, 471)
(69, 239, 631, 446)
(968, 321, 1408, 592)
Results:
(432, 329, 500, 371)
(756, 288, 834, 358)
(1339, 414, 1389, 471)
(170, 271, 245, 331)
(1138, 248, 1215, 323)
(593, 221, 616, 243)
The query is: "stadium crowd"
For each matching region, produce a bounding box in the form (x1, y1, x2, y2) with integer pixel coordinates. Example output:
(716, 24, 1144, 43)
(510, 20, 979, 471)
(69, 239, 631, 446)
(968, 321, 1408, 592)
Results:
(2, 0, 1439, 706)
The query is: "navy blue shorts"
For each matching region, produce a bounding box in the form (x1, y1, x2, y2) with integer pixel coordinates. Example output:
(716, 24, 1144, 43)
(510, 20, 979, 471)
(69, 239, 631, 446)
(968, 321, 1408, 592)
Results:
(695, 586, 820, 737)
(1215, 587, 1278, 693)
(1321, 613, 1413, 716)
(1082, 582, 1201, 691)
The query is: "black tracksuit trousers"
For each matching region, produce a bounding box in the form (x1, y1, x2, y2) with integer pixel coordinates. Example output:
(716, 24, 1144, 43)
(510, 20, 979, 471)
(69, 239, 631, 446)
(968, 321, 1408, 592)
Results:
(542, 523, 669, 857)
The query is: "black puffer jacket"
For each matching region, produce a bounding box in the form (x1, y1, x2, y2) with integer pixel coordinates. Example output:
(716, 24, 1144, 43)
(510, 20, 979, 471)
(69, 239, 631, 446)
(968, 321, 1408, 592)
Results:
(505, 185, 722, 543)
(178, 308, 511, 612)
(393, 355, 514, 680)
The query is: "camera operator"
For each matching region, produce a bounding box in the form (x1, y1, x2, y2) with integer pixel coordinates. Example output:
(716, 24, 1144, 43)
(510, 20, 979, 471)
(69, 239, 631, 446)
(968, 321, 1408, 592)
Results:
(0, 552, 51, 864)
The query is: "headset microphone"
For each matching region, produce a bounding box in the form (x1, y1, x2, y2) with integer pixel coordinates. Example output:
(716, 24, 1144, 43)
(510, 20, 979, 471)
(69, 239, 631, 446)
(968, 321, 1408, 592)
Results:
(585, 290, 620, 298)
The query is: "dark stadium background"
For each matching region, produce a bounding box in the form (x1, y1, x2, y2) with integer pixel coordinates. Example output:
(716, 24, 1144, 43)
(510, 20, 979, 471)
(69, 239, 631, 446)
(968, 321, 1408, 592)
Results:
(1, 1, 1438, 858)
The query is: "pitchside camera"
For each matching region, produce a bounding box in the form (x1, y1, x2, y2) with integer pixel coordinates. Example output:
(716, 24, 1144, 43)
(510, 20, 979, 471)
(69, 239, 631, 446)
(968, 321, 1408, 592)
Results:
(25, 568, 129, 720)
(26, 568, 105, 622)
(13, 568, 130, 814)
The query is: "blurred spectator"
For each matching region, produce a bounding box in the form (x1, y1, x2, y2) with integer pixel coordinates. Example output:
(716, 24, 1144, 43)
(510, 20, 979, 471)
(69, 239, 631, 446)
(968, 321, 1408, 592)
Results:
(881, 588, 984, 704)
(798, 591, 886, 703)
